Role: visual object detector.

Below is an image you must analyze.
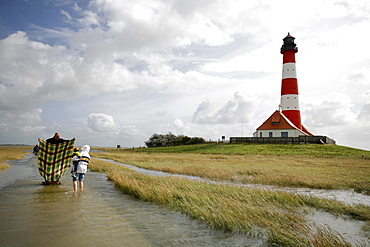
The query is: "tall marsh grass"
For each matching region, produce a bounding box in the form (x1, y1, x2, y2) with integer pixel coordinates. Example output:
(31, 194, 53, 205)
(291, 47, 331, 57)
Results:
(0, 163, 10, 170)
(90, 158, 360, 246)
(94, 146, 370, 193)
(0, 146, 31, 170)
(91, 144, 370, 245)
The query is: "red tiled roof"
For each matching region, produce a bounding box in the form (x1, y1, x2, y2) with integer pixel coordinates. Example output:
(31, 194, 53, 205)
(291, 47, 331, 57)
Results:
(256, 110, 312, 135)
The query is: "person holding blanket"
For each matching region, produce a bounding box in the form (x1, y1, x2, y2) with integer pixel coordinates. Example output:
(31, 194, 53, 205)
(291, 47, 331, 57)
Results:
(44, 133, 67, 144)
(72, 145, 90, 192)
(37, 134, 76, 185)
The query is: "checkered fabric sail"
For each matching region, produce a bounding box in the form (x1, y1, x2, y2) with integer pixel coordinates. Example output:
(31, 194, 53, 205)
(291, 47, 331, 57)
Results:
(38, 139, 75, 182)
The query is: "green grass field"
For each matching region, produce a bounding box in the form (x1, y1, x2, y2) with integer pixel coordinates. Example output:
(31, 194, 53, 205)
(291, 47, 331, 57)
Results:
(115, 143, 370, 158)
(94, 143, 370, 193)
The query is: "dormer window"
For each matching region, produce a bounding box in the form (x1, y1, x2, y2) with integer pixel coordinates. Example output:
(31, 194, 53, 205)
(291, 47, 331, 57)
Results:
(271, 115, 280, 125)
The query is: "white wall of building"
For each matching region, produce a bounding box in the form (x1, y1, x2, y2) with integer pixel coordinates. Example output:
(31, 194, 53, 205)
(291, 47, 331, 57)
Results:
(253, 129, 307, 138)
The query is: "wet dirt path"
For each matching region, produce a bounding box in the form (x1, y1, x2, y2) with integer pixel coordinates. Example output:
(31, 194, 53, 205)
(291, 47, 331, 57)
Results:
(0, 154, 265, 247)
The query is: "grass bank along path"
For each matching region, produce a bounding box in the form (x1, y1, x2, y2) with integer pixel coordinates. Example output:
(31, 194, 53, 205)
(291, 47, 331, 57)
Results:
(0, 145, 30, 170)
(91, 143, 370, 246)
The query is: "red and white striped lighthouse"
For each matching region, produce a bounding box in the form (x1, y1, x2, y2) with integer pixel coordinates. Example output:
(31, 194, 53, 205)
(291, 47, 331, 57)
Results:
(280, 33, 302, 130)
(253, 33, 313, 138)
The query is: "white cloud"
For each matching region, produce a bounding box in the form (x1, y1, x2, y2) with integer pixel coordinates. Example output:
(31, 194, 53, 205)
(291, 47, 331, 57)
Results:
(3, 108, 45, 134)
(87, 113, 120, 133)
(174, 118, 184, 128)
(60, 9, 72, 21)
(358, 90, 370, 122)
(20, 125, 46, 133)
(303, 92, 357, 128)
(0, 32, 78, 111)
(192, 92, 257, 124)
(6, 108, 43, 126)
(0, 123, 9, 134)
(201, 41, 279, 75)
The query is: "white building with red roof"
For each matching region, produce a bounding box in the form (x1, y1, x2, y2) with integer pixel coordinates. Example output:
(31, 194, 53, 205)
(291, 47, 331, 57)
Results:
(253, 110, 312, 138)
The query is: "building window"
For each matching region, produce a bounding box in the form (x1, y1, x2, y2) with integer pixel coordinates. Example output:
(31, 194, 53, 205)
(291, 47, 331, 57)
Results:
(260, 132, 262, 137)
(281, 132, 288, 137)
(269, 132, 273, 137)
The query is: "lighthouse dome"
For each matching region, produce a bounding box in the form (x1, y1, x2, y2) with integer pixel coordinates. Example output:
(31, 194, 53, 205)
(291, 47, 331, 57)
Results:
(281, 32, 297, 53)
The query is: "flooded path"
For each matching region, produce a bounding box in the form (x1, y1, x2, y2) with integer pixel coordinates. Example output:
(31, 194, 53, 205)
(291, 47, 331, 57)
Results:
(0, 154, 265, 247)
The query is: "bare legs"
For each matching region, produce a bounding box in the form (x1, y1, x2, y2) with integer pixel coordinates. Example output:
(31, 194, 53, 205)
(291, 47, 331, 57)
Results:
(73, 180, 78, 192)
(73, 180, 84, 191)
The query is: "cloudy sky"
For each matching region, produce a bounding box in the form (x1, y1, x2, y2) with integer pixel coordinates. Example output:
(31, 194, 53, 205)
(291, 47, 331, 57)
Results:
(1, 0, 369, 150)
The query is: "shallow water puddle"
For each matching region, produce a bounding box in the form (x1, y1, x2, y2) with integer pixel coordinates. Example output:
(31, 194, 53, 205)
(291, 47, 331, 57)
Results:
(308, 211, 368, 246)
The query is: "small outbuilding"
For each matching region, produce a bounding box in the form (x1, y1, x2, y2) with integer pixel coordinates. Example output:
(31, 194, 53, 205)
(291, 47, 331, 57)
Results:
(253, 110, 312, 138)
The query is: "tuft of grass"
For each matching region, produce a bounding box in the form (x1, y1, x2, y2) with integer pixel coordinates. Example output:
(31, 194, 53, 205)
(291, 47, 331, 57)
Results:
(0, 146, 31, 170)
(0, 162, 10, 170)
(89, 158, 357, 246)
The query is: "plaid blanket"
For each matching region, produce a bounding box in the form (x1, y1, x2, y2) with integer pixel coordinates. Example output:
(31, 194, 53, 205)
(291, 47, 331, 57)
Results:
(38, 139, 75, 183)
